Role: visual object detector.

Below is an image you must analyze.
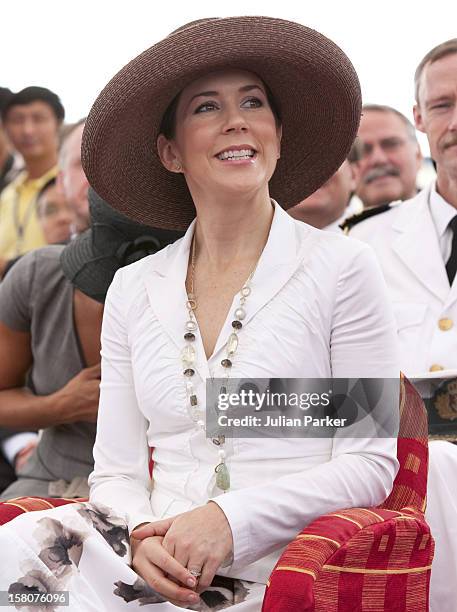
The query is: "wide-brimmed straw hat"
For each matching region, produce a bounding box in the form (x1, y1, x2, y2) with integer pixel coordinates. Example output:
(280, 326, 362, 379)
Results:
(60, 188, 183, 303)
(82, 16, 361, 230)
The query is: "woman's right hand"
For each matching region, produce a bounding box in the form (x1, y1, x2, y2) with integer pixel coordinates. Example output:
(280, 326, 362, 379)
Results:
(131, 534, 201, 607)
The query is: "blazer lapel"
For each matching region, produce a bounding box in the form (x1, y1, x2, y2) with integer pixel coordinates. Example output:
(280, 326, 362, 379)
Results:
(392, 187, 449, 303)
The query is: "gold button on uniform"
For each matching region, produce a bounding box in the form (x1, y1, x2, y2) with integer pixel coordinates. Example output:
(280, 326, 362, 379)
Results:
(438, 318, 453, 331)
(430, 364, 445, 372)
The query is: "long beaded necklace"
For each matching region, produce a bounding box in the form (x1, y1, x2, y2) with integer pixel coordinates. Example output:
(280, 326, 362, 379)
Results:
(181, 234, 260, 492)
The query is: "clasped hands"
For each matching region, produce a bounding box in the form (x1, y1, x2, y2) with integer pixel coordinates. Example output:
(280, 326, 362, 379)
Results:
(130, 501, 233, 607)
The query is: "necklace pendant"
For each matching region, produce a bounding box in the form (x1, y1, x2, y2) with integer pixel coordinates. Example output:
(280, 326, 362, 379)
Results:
(212, 434, 225, 446)
(227, 333, 239, 355)
(215, 462, 230, 491)
(181, 344, 196, 366)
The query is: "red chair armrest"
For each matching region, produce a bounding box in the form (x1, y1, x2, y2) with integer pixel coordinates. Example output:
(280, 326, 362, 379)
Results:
(0, 496, 87, 525)
(263, 506, 433, 612)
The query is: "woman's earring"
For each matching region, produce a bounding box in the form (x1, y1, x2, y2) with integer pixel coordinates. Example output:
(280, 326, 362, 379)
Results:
(174, 161, 182, 172)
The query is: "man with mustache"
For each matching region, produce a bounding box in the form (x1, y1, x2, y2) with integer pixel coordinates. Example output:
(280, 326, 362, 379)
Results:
(348, 39, 457, 611)
(353, 104, 422, 210)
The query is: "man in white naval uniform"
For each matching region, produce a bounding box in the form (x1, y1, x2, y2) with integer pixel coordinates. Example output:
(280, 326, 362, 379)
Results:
(352, 104, 422, 211)
(346, 39, 457, 611)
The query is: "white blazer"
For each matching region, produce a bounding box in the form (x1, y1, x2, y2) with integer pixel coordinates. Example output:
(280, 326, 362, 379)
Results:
(350, 185, 457, 377)
(89, 201, 399, 584)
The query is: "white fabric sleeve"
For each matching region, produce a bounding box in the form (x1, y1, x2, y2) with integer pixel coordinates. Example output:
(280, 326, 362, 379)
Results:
(88, 269, 157, 533)
(214, 242, 400, 569)
(1, 432, 39, 465)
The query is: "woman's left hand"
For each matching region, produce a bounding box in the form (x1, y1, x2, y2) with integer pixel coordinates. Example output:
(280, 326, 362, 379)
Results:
(131, 502, 233, 592)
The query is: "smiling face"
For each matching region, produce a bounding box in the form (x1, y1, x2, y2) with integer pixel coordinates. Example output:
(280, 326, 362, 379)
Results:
(354, 110, 421, 208)
(414, 52, 457, 185)
(157, 69, 282, 204)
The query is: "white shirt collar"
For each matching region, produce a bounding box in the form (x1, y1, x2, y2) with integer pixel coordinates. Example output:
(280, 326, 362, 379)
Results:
(429, 180, 456, 238)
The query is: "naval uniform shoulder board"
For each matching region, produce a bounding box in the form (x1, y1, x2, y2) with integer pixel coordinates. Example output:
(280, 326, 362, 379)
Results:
(340, 201, 400, 234)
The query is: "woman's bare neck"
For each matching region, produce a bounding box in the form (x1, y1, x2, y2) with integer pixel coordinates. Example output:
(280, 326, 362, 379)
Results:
(192, 193, 274, 272)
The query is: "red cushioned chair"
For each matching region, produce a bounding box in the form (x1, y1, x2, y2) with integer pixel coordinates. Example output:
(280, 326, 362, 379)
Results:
(262, 374, 434, 612)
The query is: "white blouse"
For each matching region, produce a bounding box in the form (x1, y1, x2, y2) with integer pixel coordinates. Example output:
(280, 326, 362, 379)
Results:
(88, 201, 400, 583)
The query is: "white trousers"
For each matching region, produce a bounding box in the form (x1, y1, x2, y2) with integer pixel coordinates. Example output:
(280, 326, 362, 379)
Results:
(426, 441, 457, 612)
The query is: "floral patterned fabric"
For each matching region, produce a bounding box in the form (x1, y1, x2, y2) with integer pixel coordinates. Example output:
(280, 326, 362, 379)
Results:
(0, 500, 264, 611)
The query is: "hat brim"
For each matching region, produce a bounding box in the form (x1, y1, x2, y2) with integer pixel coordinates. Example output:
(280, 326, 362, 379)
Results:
(82, 16, 361, 230)
(60, 230, 115, 303)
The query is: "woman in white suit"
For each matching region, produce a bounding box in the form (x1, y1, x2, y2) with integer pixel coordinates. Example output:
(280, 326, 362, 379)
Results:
(0, 17, 399, 611)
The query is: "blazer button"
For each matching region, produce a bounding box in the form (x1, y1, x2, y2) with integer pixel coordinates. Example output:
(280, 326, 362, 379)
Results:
(438, 318, 453, 331)
(429, 364, 445, 372)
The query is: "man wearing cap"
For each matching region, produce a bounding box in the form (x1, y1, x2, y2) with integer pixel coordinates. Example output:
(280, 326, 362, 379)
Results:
(351, 104, 422, 210)
(0, 87, 64, 275)
(347, 39, 457, 611)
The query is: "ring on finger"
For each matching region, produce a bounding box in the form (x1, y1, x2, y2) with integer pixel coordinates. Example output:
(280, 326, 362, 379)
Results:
(188, 568, 202, 579)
